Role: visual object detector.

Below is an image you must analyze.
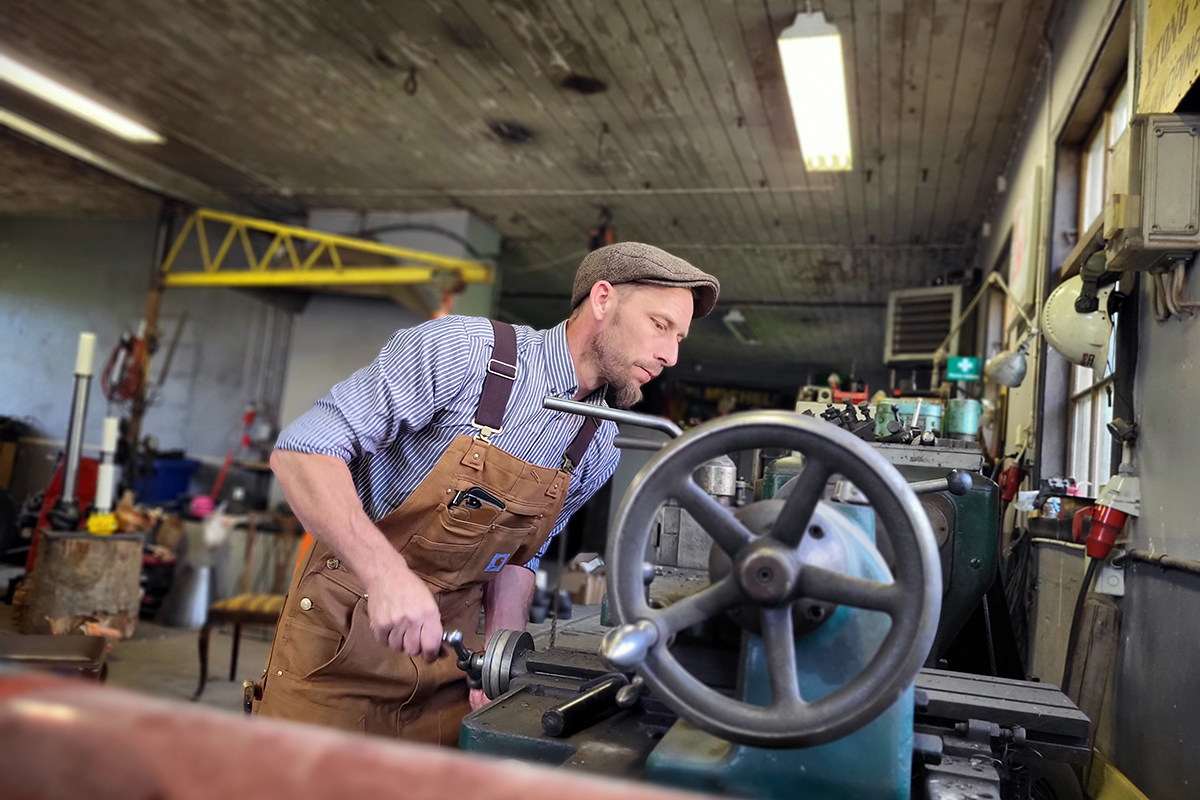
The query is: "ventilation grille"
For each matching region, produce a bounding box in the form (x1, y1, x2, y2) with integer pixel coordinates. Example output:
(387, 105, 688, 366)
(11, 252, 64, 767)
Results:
(884, 286, 962, 363)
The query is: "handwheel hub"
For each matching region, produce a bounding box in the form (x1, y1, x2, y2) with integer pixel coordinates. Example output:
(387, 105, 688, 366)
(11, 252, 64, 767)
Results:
(735, 541, 800, 604)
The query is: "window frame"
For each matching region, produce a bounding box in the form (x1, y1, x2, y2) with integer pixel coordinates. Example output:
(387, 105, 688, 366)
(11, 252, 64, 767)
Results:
(1066, 77, 1127, 496)
(1067, 363, 1114, 495)
(1076, 77, 1130, 235)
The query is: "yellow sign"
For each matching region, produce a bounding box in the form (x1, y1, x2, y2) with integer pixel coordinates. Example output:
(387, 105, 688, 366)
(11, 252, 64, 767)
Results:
(1141, 0, 1200, 113)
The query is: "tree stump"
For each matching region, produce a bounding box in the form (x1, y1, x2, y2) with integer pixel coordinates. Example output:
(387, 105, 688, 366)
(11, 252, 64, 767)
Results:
(20, 532, 144, 638)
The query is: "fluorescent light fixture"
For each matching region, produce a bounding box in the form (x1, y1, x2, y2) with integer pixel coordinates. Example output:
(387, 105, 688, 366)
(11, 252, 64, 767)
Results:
(723, 309, 760, 345)
(777, 12, 852, 172)
(0, 52, 164, 144)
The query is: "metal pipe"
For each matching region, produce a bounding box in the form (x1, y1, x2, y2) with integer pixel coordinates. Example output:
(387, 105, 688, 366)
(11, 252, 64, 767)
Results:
(1112, 549, 1200, 577)
(612, 435, 667, 452)
(542, 397, 683, 439)
(1030, 538, 1086, 551)
(57, 333, 97, 523)
(248, 184, 835, 199)
(931, 272, 1037, 390)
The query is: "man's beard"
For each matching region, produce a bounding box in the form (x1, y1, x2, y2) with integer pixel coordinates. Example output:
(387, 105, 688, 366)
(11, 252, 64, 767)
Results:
(589, 322, 644, 409)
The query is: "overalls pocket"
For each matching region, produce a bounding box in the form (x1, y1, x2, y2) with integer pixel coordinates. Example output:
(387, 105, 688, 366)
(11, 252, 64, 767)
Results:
(400, 534, 480, 590)
(463, 523, 537, 577)
(308, 597, 419, 705)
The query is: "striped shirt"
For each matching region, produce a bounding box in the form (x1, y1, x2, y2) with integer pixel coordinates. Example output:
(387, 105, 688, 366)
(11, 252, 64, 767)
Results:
(275, 315, 620, 571)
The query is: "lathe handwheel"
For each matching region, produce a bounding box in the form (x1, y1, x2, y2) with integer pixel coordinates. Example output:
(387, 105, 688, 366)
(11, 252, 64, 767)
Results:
(603, 411, 941, 748)
(481, 629, 534, 700)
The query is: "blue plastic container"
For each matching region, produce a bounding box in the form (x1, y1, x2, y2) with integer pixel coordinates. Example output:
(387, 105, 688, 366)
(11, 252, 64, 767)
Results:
(133, 458, 201, 503)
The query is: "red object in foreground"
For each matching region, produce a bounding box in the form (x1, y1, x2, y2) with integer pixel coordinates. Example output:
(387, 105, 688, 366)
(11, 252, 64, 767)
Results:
(998, 464, 1026, 503)
(1073, 504, 1128, 560)
(0, 672, 697, 800)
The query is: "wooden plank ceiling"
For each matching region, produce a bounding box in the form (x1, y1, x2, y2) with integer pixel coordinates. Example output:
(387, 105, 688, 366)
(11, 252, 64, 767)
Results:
(0, 0, 1053, 371)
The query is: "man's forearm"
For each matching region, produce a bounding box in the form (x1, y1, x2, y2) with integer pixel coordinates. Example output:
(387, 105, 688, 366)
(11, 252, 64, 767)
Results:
(483, 565, 536, 641)
(270, 449, 407, 586)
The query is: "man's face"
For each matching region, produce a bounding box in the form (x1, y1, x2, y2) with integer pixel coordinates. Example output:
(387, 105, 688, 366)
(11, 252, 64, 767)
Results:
(589, 284, 692, 408)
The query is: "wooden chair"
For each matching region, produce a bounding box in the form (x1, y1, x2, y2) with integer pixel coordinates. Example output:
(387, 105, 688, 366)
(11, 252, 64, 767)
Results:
(192, 512, 305, 700)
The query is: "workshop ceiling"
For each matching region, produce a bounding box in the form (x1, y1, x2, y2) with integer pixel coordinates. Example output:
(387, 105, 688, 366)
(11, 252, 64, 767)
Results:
(0, 0, 1053, 373)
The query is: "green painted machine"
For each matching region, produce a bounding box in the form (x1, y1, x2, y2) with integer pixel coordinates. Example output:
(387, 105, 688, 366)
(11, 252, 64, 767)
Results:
(454, 406, 1088, 800)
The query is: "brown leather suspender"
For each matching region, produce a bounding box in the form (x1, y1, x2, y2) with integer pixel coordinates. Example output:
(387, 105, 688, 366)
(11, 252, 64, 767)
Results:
(471, 320, 600, 473)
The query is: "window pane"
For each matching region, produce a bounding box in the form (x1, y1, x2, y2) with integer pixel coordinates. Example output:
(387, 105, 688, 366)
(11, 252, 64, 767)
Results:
(1093, 386, 1114, 491)
(1070, 394, 1094, 492)
(1104, 324, 1117, 376)
(1072, 363, 1095, 394)
(1110, 81, 1131, 146)
(1082, 125, 1106, 229)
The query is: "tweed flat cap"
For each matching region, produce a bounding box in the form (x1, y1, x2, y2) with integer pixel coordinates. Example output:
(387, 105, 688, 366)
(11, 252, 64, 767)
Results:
(571, 242, 720, 318)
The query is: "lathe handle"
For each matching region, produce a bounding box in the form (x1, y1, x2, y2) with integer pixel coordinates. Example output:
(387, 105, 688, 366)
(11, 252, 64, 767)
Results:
(909, 469, 973, 497)
(442, 630, 483, 690)
(541, 675, 629, 738)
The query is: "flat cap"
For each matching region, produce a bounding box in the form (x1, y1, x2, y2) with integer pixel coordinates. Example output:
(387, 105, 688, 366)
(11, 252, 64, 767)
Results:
(572, 242, 720, 318)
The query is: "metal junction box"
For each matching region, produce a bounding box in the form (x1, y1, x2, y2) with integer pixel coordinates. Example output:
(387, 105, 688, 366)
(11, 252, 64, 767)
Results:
(1106, 114, 1200, 271)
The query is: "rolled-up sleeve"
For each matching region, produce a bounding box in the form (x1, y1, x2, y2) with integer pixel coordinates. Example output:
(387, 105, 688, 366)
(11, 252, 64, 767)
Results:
(275, 316, 473, 462)
(523, 426, 620, 573)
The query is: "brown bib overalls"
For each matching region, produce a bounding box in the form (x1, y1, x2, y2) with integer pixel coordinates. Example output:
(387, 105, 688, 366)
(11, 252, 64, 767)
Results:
(255, 321, 598, 744)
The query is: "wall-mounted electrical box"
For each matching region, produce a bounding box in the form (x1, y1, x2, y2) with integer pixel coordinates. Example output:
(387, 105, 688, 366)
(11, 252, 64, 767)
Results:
(1106, 114, 1200, 271)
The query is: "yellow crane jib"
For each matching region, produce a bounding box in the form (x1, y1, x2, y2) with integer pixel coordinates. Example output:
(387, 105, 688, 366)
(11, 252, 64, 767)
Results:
(159, 208, 493, 288)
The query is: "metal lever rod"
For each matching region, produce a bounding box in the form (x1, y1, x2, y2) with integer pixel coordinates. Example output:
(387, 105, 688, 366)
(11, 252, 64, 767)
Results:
(613, 435, 668, 452)
(541, 674, 629, 738)
(908, 469, 974, 497)
(543, 397, 683, 439)
(442, 630, 483, 690)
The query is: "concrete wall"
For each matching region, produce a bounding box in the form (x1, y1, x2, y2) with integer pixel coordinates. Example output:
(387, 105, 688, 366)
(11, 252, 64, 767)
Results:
(276, 294, 424, 433)
(0, 217, 292, 502)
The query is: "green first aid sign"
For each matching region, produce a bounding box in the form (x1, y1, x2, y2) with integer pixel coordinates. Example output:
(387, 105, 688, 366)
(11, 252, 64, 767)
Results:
(946, 357, 982, 382)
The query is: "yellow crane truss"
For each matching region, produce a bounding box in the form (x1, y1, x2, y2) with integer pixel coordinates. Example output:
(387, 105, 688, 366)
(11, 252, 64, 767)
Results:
(159, 208, 493, 288)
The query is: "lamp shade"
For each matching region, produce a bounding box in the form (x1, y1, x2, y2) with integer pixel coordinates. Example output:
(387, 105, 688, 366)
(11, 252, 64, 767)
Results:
(984, 333, 1034, 388)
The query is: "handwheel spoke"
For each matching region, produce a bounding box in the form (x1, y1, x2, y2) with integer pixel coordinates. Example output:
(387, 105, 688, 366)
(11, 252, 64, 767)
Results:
(675, 478, 757, 555)
(652, 578, 744, 635)
(761, 604, 804, 709)
(773, 457, 835, 546)
(798, 565, 900, 615)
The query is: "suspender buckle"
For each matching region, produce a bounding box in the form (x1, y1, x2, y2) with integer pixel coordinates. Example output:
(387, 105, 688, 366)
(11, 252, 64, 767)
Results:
(487, 358, 517, 380)
(471, 422, 501, 441)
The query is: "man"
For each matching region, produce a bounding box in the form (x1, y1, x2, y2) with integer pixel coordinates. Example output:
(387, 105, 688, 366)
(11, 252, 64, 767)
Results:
(256, 242, 719, 743)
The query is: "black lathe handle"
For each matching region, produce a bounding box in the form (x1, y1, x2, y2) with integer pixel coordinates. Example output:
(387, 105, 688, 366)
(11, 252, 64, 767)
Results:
(541, 675, 628, 738)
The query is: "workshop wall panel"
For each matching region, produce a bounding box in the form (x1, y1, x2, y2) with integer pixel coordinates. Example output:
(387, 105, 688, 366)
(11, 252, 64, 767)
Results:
(0, 217, 294, 502)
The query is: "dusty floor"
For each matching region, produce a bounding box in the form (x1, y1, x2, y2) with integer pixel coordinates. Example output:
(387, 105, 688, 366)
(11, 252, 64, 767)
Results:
(0, 561, 708, 717)
(0, 596, 274, 715)
(0, 578, 605, 718)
